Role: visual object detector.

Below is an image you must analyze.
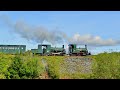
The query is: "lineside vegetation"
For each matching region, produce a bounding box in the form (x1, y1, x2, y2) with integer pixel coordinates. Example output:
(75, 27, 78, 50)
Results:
(0, 52, 120, 79)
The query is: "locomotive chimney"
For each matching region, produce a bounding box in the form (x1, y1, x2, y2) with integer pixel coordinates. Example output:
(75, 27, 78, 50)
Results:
(85, 45, 87, 49)
(62, 45, 64, 48)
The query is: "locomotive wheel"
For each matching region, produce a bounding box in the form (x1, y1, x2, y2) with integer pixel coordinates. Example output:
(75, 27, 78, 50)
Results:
(77, 53, 81, 56)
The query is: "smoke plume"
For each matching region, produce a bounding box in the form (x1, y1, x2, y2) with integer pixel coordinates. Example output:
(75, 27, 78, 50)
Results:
(0, 14, 66, 45)
(0, 14, 120, 47)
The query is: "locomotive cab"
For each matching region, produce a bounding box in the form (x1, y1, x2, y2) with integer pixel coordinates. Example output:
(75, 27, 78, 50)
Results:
(68, 44, 90, 56)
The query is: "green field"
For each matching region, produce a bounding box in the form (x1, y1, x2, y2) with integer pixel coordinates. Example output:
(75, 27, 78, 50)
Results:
(0, 52, 120, 79)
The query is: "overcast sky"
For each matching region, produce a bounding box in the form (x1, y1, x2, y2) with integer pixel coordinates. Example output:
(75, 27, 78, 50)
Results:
(0, 11, 120, 54)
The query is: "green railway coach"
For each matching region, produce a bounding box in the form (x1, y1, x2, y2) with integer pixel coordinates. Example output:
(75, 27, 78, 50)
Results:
(0, 45, 26, 54)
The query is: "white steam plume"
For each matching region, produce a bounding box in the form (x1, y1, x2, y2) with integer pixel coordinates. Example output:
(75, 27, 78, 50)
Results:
(0, 14, 66, 45)
(0, 14, 120, 47)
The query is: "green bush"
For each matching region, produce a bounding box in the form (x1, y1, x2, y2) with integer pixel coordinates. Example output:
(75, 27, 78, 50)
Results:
(6, 55, 22, 79)
(0, 54, 13, 79)
(91, 52, 120, 79)
(0, 74, 6, 79)
(5, 55, 44, 79)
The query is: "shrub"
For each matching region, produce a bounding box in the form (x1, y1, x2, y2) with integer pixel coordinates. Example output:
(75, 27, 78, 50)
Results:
(91, 52, 120, 79)
(5, 55, 44, 79)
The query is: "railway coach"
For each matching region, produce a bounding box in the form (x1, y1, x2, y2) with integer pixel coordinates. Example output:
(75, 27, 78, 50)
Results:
(0, 45, 26, 54)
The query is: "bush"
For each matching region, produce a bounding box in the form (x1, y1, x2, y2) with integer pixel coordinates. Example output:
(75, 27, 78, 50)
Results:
(0, 74, 6, 79)
(92, 52, 120, 79)
(6, 55, 22, 79)
(0, 54, 13, 79)
(5, 55, 44, 79)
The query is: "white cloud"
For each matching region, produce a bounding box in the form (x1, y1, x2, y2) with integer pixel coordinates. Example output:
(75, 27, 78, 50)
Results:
(68, 33, 119, 46)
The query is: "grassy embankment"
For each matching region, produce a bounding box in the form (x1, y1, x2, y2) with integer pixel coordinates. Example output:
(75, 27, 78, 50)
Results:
(0, 52, 120, 79)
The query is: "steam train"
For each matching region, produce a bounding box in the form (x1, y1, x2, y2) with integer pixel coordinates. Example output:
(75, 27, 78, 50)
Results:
(31, 44, 91, 56)
(0, 44, 91, 56)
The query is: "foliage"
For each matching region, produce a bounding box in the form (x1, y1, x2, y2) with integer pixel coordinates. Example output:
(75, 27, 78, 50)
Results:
(91, 52, 120, 79)
(42, 56, 65, 79)
(3, 55, 44, 79)
(0, 53, 13, 79)
(1, 52, 120, 79)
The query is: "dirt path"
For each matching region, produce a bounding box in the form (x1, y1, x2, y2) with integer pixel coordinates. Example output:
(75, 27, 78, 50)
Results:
(39, 59, 51, 79)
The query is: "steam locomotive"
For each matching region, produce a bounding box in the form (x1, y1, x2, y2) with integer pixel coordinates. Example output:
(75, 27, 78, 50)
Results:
(68, 44, 91, 56)
(31, 44, 91, 56)
(31, 44, 66, 56)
